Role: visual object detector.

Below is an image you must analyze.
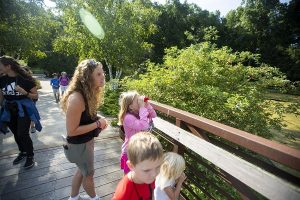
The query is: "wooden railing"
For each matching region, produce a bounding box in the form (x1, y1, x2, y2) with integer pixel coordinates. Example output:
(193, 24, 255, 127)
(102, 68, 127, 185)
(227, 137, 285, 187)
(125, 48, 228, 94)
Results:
(149, 100, 300, 200)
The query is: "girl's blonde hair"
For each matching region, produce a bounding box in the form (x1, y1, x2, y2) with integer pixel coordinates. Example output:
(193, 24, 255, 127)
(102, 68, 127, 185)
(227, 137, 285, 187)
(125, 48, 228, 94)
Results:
(61, 59, 104, 119)
(118, 90, 139, 125)
(158, 152, 185, 186)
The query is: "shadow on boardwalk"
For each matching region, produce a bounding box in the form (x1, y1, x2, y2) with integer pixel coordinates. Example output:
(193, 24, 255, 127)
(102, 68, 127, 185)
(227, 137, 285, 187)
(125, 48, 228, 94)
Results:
(0, 138, 123, 200)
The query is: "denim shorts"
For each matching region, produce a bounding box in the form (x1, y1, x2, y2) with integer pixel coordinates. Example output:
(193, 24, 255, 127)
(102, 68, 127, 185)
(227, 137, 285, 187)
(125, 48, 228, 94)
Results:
(64, 139, 94, 176)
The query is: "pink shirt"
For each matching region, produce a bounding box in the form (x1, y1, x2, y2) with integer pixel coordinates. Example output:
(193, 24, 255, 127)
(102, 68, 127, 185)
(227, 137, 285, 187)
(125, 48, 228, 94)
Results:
(121, 104, 157, 154)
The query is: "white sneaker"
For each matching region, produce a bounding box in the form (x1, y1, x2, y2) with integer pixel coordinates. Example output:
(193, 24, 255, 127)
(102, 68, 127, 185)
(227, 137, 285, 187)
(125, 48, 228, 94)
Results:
(68, 195, 79, 200)
(79, 195, 100, 200)
(30, 127, 36, 133)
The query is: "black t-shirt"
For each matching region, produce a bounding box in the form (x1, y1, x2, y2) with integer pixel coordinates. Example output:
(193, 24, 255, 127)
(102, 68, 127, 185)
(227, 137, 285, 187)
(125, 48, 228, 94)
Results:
(0, 75, 36, 101)
(67, 110, 99, 144)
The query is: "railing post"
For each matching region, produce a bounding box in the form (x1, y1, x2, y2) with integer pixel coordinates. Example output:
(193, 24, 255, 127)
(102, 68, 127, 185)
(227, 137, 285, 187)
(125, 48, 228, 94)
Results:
(175, 118, 186, 200)
(172, 118, 181, 153)
(175, 118, 185, 156)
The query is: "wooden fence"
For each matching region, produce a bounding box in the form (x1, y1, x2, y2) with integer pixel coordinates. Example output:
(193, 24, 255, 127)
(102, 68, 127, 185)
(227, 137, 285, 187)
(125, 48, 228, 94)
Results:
(150, 100, 300, 200)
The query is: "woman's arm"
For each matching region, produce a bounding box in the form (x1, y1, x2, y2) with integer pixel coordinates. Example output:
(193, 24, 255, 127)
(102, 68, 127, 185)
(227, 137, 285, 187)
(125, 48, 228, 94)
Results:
(27, 86, 38, 100)
(15, 85, 38, 100)
(66, 92, 103, 137)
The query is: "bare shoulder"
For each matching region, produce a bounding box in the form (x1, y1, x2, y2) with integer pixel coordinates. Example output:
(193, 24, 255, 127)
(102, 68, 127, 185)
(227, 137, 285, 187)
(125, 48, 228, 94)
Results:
(67, 92, 85, 111)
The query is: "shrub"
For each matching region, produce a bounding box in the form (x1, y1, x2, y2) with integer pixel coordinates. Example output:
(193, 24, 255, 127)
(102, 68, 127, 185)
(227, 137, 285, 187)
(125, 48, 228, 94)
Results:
(101, 87, 121, 117)
(122, 42, 298, 139)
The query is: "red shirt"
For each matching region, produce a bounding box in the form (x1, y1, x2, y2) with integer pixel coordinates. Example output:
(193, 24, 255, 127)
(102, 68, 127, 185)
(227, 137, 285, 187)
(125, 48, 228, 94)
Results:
(112, 174, 155, 200)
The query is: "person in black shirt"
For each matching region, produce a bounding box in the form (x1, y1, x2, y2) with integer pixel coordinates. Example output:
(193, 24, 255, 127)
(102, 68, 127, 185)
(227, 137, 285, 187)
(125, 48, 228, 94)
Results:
(0, 56, 39, 169)
(61, 59, 108, 200)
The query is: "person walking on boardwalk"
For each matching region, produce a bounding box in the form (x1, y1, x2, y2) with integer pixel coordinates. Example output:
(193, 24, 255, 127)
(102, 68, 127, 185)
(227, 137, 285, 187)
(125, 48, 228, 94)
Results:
(50, 73, 60, 103)
(0, 56, 42, 169)
(59, 71, 69, 96)
(61, 59, 108, 200)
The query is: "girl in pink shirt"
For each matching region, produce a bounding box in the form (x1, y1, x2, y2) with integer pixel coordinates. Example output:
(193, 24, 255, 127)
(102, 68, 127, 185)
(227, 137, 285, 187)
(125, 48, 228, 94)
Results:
(118, 91, 157, 174)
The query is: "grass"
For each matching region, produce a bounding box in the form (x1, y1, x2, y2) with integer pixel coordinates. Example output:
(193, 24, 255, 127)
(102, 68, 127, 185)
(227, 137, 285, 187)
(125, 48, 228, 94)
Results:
(266, 93, 300, 150)
(264, 92, 300, 102)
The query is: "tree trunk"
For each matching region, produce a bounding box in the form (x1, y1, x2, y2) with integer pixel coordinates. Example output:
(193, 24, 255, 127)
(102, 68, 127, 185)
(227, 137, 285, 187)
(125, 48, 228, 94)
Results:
(105, 59, 122, 90)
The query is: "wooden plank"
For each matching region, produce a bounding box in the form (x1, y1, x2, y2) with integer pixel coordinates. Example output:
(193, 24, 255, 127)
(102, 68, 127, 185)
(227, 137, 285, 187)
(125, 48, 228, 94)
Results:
(55, 172, 122, 200)
(0, 140, 121, 183)
(0, 147, 120, 186)
(0, 138, 121, 168)
(0, 157, 120, 197)
(153, 117, 300, 200)
(0, 138, 123, 200)
(0, 156, 120, 196)
(0, 140, 121, 174)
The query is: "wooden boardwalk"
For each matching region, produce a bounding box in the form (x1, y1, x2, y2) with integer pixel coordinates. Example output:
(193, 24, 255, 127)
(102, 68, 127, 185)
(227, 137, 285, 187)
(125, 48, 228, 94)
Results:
(0, 137, 123, 200)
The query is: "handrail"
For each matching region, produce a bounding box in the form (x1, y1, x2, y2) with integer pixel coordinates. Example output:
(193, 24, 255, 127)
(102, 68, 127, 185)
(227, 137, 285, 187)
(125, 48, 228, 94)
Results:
(150, 100, 300, 171)
(153, 117, 300, 200)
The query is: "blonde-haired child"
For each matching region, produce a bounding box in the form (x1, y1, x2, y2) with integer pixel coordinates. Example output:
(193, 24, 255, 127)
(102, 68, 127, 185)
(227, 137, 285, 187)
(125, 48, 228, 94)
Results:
(118, 90, 157, 174)
(154, 152, 187, 200)
(113, 132, 164, 200)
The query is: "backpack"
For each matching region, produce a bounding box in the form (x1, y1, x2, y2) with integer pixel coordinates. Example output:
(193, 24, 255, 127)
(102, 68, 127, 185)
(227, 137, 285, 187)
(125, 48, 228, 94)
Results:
(119, 125, 125, 141)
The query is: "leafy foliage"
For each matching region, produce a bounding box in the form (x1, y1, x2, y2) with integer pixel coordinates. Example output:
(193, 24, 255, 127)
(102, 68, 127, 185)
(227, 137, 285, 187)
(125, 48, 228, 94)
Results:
(28, 51, 78, 75)
(53, 0, 159, 77)
(101, 86, 121, 117)
(148, 0, 222, 63)
(0, 0, 60, 58)
(223, 0, 300, 81)
(122, 42, 296, 138)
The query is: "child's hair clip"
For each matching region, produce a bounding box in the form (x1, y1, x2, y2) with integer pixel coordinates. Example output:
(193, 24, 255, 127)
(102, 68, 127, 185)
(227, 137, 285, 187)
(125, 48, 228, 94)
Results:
(144, 96, 150, 102)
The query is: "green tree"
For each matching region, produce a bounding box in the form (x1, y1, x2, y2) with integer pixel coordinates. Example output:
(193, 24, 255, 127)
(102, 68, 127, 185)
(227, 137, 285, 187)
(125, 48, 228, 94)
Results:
(148, 0, 222, 63)
(223, 0, 300, 80)
(28, 51, 77, 75)
(0, 0, 60, 59)
(53, 0, 159, 85)
(122, 42, 297, 138)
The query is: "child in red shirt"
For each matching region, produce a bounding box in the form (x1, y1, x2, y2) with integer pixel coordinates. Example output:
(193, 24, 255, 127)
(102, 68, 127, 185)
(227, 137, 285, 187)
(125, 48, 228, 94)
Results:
(113, 132, 164, 200)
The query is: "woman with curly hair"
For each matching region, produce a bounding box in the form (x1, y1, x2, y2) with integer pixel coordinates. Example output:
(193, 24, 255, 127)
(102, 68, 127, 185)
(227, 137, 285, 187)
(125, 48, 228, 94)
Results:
(61, 59, 108, 200)
(0, 56, 41, 169)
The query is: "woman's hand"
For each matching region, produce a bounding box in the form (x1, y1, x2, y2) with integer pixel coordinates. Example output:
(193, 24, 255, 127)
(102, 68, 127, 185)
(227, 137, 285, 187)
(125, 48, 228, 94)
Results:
(98, 118, 108, 130)
(15, 85, 27, 95)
